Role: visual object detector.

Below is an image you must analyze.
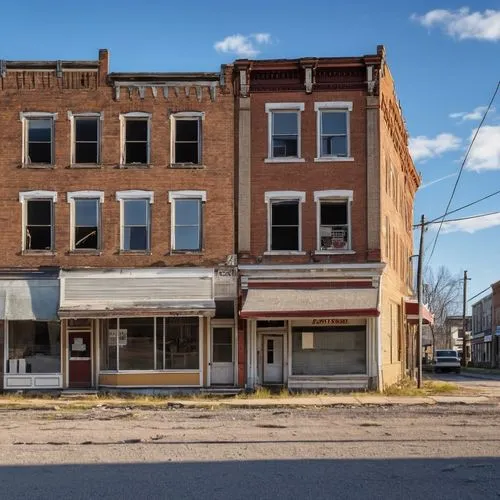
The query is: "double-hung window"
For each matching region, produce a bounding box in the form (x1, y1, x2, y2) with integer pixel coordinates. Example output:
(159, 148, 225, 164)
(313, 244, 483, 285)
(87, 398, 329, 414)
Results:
(169, 191, 206, 252)
(67, 191, 104, 251)
(265, 191, 306, 252)
(69, 112, 102, 165)
(265, 103, 304, 162)
(120, 112, 151, 166)
(20, 112, 57, 166)
(314, 190, 353, 253)
(116, 191, 154, 252)
(19, 191, 57, 252)
(171, 112, 203, 166)
(314, 102, 353, 161)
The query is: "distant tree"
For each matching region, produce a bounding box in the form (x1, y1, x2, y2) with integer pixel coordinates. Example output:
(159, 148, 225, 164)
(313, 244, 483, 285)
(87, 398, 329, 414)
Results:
(423, 266, 461, 351)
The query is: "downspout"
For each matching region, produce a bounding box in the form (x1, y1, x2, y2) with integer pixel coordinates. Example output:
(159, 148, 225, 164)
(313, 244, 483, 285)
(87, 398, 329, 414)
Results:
(376, 274, 383, 391)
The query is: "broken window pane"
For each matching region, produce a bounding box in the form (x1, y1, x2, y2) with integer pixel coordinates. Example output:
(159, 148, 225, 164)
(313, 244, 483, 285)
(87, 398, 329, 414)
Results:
(27, 119, 52, 164)
(174, 119, 200, 164)
(174, 199, 201, 251)
(75, 117, 99, 163)
(320, 111, 348, 157)
(272, 112, 298, 158)
(320, 201, 349, 250)
(271, 200, 299, 251)
(125, 119, 148, 164)
(123, 199, 149, 251)
(74, 199, 99, 250)
(26, 200, 52, 250)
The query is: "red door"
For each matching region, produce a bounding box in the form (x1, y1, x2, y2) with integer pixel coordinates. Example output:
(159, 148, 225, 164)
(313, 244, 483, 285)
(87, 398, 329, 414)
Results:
(68, 331, 92, 388)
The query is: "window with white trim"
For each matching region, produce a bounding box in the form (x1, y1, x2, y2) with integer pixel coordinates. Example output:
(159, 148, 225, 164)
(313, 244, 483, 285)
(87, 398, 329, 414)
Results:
(265, 103, 304, 161)
(169, 191, 206, 252)
(120, 113, 151, 165)
(171, 112, 203, 165)
(67, 192, 104, 251)
(69, 112, 102, 165)
(314, 190, 353, 252)
(265, 191, 305, 252)
(20, 112, 57, 165)
(314, 102, 352, 160)
(116, 191, 153, 251)
(19, 191, 57, 252)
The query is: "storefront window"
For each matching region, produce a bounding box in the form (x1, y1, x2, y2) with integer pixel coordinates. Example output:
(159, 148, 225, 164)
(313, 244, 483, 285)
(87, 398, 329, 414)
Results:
(292, 326, 366, 376)
(102, 317, 199, 371)
(7, 321, 60, 374)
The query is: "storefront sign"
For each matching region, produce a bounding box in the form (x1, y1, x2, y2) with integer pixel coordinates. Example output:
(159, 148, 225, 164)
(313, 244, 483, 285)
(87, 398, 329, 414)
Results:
(312, 319, 349, 326)
(71, 337, 87, 352)
(302, 332, 314, 349)
(109, 329, 128, 347)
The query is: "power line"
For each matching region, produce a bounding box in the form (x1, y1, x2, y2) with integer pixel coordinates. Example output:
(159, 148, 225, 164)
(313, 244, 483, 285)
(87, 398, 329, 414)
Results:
(426, 80, 500, 264)
(414, 210, 500, 228)
(467, 286, 491, 303)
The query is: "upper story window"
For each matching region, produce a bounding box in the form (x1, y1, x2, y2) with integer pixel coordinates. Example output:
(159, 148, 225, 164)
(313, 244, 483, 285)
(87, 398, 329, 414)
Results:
(265, 191, 306, 253)
(314, 102, 353, 161)
(170, 112, 204, 166)
(19, 191, 57, 252)
(20, 112, 57, 166)
(67, 191, 104, 251)
(69, 112, 102, 165)
(265, 103, 305, 163)
(116, 191, 154, 252)
(314, 190, 353, 253)
(120, 112, 151, 166)
(168, 191, 206, 252)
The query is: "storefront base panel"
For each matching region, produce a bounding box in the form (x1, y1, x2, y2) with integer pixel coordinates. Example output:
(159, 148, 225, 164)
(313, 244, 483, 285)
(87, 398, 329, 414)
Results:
(99, 372, 201, 387)
(3, 374, 62, 390)
(381, 362, 403, 388)
(288, 375, 370, 391)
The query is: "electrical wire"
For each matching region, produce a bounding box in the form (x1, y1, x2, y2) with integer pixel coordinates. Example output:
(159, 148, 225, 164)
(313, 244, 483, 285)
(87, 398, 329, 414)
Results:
(425, 81, 500, 263)
(415, 210, 500, 228)
(467, 286, 491, 303)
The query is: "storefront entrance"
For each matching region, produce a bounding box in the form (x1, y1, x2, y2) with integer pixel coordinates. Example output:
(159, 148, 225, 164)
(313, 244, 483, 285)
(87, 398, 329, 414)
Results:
(211, 326, 234, 385)
(263, 335, 283, 384)
(68, 330, 92, 388)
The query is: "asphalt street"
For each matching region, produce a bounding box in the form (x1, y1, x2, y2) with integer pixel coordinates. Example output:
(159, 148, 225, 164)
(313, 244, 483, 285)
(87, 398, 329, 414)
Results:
(0, 403, 499, 500)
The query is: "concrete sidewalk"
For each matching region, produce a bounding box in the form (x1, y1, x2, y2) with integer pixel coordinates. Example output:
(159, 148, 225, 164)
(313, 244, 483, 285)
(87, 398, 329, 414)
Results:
(0, 394, 494, 410)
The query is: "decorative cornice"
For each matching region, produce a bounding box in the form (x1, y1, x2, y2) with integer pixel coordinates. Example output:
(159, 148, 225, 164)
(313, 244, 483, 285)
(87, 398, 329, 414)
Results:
(112, 81, 218, 102)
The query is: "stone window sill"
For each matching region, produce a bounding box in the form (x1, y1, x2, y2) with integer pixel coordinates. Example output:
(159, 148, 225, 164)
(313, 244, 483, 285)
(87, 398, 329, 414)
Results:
(264, 158, 306, 164)
(68, 250, 102, 256)
(315, 250, 356, 255)
(21, 164, 55, 169)
(119, 164, 152, 169)
(22, 250, 56, 256)
(264, 251, 307, 256)
(170, 163, 206, 169)
(169, 250, 205, 255)
(69, 164, 102, 169)
(119, 250, 152, 255)
(314, 157, 354, 163)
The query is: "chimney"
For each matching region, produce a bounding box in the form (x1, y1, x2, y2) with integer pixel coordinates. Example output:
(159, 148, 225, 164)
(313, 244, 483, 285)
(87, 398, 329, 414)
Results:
(98, 49, 109, 86)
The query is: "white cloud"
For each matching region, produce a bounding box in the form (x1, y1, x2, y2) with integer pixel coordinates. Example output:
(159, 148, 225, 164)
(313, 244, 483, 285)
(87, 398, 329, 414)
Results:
(409, 133, 462, 162)
(214, 33, 272, 58)
(450, 105, 493, 122)
(465, 125, 500, 171)
(440, 213, 500, 234)
(411, 8, 500, 41)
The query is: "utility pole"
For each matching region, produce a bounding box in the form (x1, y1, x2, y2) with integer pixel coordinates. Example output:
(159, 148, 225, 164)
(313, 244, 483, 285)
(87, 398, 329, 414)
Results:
(462, 271, 470, 367)
(416, 214, 425, 389)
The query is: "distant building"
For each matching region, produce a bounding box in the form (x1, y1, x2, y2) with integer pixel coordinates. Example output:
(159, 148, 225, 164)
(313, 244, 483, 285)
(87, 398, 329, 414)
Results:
(471, 293, 493, 367)
(444, 316, 471, 362)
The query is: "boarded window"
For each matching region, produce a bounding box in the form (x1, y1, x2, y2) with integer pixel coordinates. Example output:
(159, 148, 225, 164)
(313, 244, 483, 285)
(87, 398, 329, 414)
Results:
(271, 200, 299, 251)
(26, 200, 53, 250)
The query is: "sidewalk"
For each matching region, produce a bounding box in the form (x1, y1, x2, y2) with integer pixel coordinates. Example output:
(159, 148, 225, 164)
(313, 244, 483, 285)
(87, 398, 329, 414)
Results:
(0, 394, 494, 410)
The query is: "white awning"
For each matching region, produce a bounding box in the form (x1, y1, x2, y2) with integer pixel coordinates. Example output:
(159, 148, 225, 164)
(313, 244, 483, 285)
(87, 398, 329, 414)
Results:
(240, 288, 379, 318)
(59, 268, 215, 318)
(0, 279, 59, 321)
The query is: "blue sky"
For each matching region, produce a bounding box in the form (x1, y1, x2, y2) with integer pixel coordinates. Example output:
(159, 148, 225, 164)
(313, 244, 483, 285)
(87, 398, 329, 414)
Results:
(1, 1, 499, 303)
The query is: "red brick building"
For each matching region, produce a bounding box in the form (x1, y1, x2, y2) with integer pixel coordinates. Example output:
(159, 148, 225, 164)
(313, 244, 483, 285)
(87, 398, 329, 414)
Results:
(234, 46, 421, 390)
(0, 50, 238, 390)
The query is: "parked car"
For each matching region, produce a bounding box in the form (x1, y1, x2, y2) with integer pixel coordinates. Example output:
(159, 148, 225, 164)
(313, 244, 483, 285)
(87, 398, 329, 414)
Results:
(434, 350, 461, 374)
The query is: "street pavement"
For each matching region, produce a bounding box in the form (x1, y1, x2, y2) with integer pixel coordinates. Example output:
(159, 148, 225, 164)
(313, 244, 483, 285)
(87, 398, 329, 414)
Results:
(0, 405, 499, 499)
(429, 370, 500, 398)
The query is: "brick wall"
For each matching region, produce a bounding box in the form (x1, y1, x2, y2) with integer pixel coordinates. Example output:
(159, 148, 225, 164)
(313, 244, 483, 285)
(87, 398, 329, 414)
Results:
(0, 54, 235, 269)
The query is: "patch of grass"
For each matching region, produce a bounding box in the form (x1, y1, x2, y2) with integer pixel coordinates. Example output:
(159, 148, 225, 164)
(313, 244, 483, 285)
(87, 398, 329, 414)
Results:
(383, 377, 458, 396)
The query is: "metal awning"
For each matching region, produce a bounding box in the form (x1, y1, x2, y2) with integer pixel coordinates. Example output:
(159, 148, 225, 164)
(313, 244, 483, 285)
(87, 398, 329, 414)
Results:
(240, 288, 379, 318)
(58, 268, 216, 318)
(0, 279, 59, 321)
(405, 299, 434, 325)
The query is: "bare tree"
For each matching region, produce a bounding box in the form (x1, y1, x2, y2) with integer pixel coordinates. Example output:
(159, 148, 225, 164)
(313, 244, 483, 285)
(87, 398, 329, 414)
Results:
(423, 266, 461, 351)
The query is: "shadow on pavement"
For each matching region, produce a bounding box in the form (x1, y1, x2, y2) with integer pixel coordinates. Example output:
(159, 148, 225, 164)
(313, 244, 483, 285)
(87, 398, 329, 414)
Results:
(0, 457, 499, 500)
